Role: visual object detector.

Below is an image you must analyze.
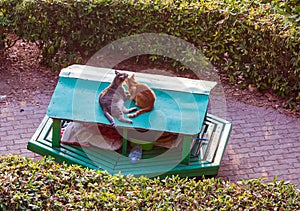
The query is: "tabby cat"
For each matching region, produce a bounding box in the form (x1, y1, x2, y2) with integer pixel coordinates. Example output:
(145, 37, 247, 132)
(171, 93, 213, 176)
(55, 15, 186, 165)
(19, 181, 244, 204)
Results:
(99, 70, 137, 128)
(125, 74, 156, 118)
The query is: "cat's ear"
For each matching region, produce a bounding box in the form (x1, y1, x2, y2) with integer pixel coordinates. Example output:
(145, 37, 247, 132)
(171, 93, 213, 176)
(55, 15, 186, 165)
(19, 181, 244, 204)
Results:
(115, 70, 119, 75)
(131, 74, 135, 79)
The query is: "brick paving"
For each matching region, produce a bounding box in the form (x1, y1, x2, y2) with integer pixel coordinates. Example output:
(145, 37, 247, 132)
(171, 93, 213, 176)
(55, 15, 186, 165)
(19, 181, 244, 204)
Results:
(218, 101, 300, 186)
(0, 93, 51, 159)
(0, 80, 299, 186)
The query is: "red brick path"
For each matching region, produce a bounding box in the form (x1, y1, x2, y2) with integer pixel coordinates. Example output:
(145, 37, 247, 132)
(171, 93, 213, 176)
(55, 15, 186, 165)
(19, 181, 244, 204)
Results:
(218, 101, 300, 186)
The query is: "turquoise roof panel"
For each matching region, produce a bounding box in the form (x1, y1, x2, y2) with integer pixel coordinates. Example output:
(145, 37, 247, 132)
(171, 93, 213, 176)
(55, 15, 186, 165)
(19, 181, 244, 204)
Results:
(47, 65, 216, 135)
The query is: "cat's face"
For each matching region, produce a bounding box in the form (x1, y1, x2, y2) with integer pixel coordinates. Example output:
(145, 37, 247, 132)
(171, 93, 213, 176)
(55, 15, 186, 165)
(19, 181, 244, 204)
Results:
(114, 70, 128, 86)
(125, 74, 135, 87)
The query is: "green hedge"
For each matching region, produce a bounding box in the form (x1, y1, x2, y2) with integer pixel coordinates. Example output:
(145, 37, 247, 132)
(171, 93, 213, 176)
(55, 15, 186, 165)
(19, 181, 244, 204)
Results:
(1, 0, 299, 107)
(0, 0, 21, 52)
(0, 155, 299, 210)
(270, 0, 300, 25)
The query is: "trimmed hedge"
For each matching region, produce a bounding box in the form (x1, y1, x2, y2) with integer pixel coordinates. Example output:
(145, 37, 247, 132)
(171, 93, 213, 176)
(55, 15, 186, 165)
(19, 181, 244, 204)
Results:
(1, 0, 299, 107)
(0, 155, 299, 210)
(270, 0, 300, 25)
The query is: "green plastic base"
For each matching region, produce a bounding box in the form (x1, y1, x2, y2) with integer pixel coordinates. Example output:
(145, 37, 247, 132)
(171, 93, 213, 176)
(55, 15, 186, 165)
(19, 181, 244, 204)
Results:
(27, 114, 231, 178)
(129, 138, 154, 151)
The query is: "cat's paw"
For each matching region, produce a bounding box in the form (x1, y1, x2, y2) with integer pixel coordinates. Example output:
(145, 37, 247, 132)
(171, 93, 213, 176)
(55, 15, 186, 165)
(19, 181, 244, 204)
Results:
(124, 118, 133, 124)
(127, 113, 136, 118)
(129, 107, 138, 112)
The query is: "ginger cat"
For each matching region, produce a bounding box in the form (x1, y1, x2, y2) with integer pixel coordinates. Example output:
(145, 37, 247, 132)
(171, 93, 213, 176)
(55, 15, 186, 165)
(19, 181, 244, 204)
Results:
(99, 70, 137, 128)
(125, 74, 156, 118)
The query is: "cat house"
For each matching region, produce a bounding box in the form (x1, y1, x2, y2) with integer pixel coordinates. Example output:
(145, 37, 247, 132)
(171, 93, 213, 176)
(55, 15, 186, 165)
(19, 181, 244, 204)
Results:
(27, 65, 231, 177)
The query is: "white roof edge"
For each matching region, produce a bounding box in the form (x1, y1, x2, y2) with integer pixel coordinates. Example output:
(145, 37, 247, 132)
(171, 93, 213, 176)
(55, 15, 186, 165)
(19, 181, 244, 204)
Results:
(60, 64, 217, 95)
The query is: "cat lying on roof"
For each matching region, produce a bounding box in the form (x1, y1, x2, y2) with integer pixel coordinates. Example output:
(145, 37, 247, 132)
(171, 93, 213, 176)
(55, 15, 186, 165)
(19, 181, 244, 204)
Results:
(125, 73, 156, 118)
(99, 70, 156, 128)
(99, 70, 137, 128)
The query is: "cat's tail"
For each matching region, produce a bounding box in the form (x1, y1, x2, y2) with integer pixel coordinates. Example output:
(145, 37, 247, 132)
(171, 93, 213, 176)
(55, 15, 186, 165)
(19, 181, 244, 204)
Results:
(104, 111, 116, 128)
(128, 106, 153, 118)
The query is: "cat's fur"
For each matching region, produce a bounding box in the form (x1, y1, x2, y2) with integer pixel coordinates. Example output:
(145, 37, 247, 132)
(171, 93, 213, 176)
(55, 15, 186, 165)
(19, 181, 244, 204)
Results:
(125, 74, 156, 118)
(99, 70, 137, 128)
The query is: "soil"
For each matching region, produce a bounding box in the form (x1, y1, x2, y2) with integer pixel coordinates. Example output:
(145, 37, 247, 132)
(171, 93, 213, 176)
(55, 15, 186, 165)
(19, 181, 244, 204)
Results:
(0, 39, 299, 119)
(0, 40, 57, 106)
